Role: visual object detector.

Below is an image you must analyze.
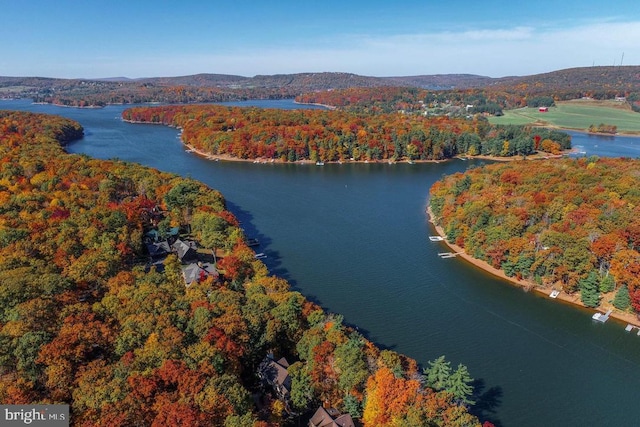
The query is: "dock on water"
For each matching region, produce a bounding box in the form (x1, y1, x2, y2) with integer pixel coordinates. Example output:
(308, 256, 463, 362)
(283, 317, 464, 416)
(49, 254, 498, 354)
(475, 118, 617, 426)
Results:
(592, 309, 612, 323)
(625, 324, 640, 335)
(246, 238, 260, 247)
(438, 252, 460, 259)
(429, 236, 444, 242)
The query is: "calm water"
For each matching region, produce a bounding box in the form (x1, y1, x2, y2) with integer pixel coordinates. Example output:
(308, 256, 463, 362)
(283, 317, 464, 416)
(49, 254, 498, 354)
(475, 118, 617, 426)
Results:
(4, 99, 640, 426)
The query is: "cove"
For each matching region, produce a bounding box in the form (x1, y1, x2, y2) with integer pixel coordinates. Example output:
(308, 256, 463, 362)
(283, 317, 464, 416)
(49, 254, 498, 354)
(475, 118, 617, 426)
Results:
(3, 99, 640, 426)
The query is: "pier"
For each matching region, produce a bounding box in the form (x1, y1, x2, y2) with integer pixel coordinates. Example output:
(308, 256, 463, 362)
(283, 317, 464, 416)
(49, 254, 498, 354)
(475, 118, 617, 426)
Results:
(438, 252, 460, 259)
(592, 309, 612, 323)
(625, 324, 640, 335)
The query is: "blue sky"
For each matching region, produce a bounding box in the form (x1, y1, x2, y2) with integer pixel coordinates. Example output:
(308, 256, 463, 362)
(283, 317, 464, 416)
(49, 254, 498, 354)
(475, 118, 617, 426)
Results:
(2, 0, 639, 78)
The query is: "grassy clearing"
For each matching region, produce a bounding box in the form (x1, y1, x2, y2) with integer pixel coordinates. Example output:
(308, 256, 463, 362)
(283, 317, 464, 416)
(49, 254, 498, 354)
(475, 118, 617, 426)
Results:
(0, 86, 35, 93)
(489, 99, 640, 134)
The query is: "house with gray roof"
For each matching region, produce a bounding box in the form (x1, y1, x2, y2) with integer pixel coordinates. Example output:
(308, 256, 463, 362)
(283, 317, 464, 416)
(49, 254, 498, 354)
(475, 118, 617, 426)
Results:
(145, 240, 171, 258)
(171, 238, 198, 262)
(182, 262, 218, 286)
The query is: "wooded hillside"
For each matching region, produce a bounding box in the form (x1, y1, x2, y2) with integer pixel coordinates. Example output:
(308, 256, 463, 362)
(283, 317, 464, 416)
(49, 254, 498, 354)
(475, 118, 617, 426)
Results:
(123, 104, 571, 162)
(0, 110, 482, 426)
(3, 65, 639, 110)
(429, 158, 640, 314)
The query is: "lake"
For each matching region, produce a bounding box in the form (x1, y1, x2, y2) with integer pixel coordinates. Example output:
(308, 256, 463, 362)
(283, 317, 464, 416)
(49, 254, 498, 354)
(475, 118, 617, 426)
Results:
(3, 99, 640, 426)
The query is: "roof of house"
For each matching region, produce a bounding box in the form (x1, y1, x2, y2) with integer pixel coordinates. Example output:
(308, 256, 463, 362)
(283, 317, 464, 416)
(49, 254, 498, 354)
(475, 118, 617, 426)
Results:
(171, 239, 197, 261)
(309, 407, 355, 427)
(182, 262, 218, 285)
(146, 240, 171, 257)
(144, 227, 179, 242)
(259, 355, 292, 393)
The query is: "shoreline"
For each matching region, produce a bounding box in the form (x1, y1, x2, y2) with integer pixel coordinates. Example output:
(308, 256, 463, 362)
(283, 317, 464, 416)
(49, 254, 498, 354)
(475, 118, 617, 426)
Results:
(426, 206, 640, 329)
(123, 118, 577, 165)
(179, 141, 566, 165)
(180, 142, 569, 165)
(293, 100, 337, 110)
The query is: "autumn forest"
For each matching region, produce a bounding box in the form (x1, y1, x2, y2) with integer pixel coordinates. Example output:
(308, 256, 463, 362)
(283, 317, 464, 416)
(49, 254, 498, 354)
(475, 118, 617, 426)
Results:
(122, 105, 571, 163)
(0, 111, 483, 426)
(429, 157, 640, 313)
(2, 64, 640, 426)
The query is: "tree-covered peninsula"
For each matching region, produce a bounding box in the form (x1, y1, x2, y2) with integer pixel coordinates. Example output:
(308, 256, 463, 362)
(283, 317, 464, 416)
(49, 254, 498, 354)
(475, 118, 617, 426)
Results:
(0, 110, 483, 426)
(122, 105, 570, 163)
(429, 157, 640, 316)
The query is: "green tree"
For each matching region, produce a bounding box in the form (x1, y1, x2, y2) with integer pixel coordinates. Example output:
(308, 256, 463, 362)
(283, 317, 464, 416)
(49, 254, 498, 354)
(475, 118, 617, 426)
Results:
(424, 355, 451, 391)
(288, 361, 313, 412)
(163, 254, 184, 288)
(334, 336, 369, 393)
(600, 274, 615, 293)
(270, 293, 305, 345)
(15, 331, 50, 381)
(208, 374, 252, 414)
(224, 413, 256, 427)
(446, 364, 475, 405)
(343, 392, 362, 418)
(580, 271, 601, 308)
(191, 212, 228, 249)
(613, 285, 631, 310)
(379, 349, 404, 378)
(164, 180, 202, 219)
(189, 306, 212, 339)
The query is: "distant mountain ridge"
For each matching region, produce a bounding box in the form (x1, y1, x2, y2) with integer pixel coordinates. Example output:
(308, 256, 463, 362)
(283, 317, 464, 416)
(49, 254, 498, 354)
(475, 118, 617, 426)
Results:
(2, 66, 639, 92)
(2, 66, 639, 109)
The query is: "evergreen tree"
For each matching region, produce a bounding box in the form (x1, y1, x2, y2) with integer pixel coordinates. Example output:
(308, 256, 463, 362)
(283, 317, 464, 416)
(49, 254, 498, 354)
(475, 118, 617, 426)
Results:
(335, 336, 369, 393)
(599, 274, 615, 293)
(424, 355, 451, 391)
(343, 392, 362, 418)
(613, 285, 631, 310)
(446, 364, 475, 405)
(580, 271, 601, 308)
(288, 362, 313, 412)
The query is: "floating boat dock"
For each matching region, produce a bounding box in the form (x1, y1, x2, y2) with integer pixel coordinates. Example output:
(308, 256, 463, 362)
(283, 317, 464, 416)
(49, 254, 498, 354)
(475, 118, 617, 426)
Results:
(625, 324, 640, 335)
(592, 309, 612, 323)
(255, 252, 267, 260)
(246, 238, 260, 247)
(429, 236, 444, 242)
(438, 252, 460, 259)
(549, 290, 560, 298)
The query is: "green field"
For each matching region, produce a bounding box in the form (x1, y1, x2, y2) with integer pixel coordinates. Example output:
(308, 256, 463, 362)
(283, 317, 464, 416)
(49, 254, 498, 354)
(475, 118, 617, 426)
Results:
(489, 100, 640, 134)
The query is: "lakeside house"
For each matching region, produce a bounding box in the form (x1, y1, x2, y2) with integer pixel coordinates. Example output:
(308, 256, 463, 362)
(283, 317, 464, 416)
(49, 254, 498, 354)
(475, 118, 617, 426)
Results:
(143, 226, 180, 243)
(308, 406, 355, 427)
(182, 262, 218, 286)
(171, 238, 198, 262)
(145, 240, 171, 258)
(258, 354, 292, 406)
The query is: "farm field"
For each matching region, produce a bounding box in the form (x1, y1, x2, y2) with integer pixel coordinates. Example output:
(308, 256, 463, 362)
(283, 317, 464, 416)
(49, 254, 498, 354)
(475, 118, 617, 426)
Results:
(489, 99, 640, 134)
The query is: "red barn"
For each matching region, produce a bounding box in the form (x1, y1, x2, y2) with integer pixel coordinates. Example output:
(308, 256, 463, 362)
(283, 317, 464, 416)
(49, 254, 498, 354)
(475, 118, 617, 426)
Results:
(539, 107, 549, 112)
